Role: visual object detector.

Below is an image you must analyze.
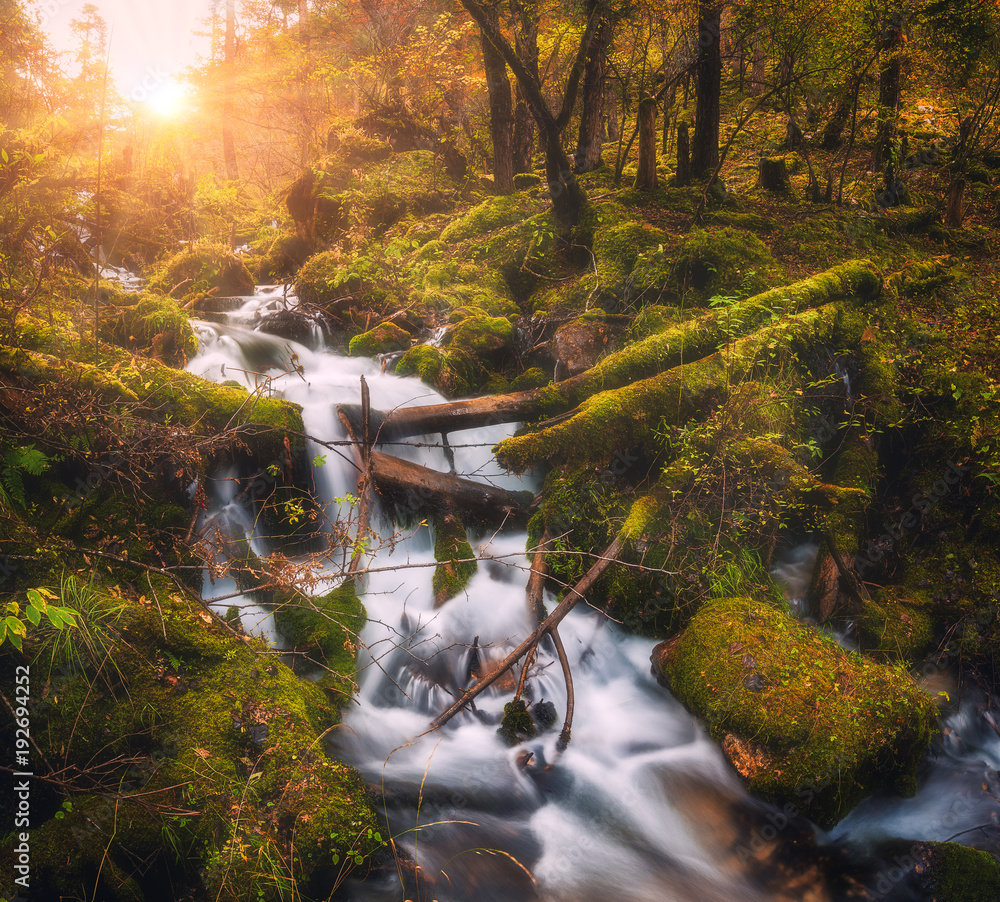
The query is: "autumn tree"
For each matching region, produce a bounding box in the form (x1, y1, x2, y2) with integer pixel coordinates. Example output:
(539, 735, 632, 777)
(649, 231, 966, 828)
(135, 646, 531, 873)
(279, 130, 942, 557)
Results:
(458, 0, 607, 224)
(690, 0, 722, 177)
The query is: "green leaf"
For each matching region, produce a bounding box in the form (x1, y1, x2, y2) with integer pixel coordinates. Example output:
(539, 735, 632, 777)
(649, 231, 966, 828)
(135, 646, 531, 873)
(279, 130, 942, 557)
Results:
(1, 148, 7, 163)
(6, 615, 25, 636)
(25, 605, 41, 627)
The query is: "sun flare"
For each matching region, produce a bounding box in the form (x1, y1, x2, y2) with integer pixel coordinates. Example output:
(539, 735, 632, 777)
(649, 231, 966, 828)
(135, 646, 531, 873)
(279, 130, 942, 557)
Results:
(144, 78, 189, 118)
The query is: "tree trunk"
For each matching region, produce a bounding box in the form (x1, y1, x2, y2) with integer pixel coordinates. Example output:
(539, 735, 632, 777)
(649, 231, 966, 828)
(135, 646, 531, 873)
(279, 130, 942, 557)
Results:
(345, 260, 881, 441)
(369, 451, 532, 527)
(222, 0, 239, 181)
(605, 81, 620, 142)
(634, 97, 658, 190)
(944, 178, 966, 226)
(749, 33, 766, 97)
(459, 0, 597, 226)
(759, 156, 789, 192)
(691, 1, 722, 178)
(480, 3, 514, 193)
(511, 0, 539, 173)
(575, 8, 612, 172)
(676, 122, 691, 186)
(873, 14, 904, 172)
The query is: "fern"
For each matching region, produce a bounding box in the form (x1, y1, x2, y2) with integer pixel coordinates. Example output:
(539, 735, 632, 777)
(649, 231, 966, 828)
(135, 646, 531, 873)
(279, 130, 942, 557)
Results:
(1, 444, 51, 509)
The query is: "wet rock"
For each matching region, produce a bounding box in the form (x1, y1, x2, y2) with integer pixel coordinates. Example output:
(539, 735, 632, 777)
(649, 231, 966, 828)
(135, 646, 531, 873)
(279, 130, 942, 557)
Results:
(552, 315, 623, 381)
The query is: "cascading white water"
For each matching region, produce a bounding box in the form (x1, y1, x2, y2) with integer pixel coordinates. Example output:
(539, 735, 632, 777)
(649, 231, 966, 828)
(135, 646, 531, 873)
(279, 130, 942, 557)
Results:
(186, 287, 1000, 901)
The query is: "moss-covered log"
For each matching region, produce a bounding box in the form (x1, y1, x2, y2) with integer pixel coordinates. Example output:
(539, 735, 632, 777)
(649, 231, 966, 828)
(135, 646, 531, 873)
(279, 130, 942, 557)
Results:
(653, 595, 938, 828)
(495, 303, 845, 473)
(350, 260, 881, 439)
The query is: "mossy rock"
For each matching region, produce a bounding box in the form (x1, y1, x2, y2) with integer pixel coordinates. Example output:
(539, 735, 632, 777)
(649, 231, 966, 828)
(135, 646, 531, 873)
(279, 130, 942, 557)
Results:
(273, 582, 366, 700)
(395, 344, 474, 398)
(101, 291, 199, 365)
(348, 321, 412, 357)
(147, 243, 255, 297)
(432, 513, 477, 606)
(511, 367, 550, 391)
(859, 586, 937, 663)
(0, 577, 381, 902)
(655, 595, 938, 827)
(674, 227, 780, 301)
(258, 231, 312, 281)
(443, 314, 513, 359)
(440, 192, 546, 244)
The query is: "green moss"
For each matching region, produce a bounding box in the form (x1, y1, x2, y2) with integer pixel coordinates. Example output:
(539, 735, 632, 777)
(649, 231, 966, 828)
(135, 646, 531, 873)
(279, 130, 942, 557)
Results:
(395, 344, 474, 397)
(859, 587, 936, 662)
(496, 303, 842, 473)
(443, 314, 513, 357)
(923, 841, 1000, 901)
(432, 513, 477, 606)
(497, 699, 537, 746)
(657, 596, 937, 827)
(101, 291, 199, 365)
(147, 243, 254, 298)
(440, 192, 545, 244)
(511, 367, 550, 391)
(273, 582, 366, 702)
(4, 577, 380, 902)
(348, 321, 411, 357)
(674, 226, 781, 301)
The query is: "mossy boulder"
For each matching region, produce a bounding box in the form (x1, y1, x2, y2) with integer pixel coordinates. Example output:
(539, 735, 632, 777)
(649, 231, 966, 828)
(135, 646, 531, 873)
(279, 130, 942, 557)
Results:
(147, 243, 255, 298)
(654, 595, 938, 827)
(395, 344, 474, 397)
(432, 513, 477, 606)
(443, 314, 513, 359)
(258, 231, 312, 281)
(0, 577, 381, 902)
(858, 586, 937, 663)
(674, 227, 780, 300)
(101, 291, 199, 365)
(348, 321, 412, 357)
(273, 582, 367, 700)
(440, 193, 545, 244)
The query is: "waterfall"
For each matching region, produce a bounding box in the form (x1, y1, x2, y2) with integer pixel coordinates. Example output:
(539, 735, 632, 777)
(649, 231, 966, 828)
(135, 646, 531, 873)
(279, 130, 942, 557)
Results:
(186, 287, 1000, 901)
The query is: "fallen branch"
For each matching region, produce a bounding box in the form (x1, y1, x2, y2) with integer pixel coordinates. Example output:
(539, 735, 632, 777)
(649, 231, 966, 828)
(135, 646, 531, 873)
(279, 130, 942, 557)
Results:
(551, 627, 574, 752)
(429, 536, 623, 730)
(368, 451, 534, 527)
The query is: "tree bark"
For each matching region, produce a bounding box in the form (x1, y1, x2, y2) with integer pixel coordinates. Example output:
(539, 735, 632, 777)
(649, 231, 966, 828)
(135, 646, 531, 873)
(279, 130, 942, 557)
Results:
(873, 13, 904, 172)
(222, 0, 239, 181)
(368, 451, 533, 527)
(691, 1, 722, 178)
(512, 0, 539, 174)
(944, 178, 966, 227)
(575, 2, 612, 172)
(634, 97, 658, 190)
(480, 1, 515, 193)
(675, 122, 691, 186)
(459, 0, 598, 225)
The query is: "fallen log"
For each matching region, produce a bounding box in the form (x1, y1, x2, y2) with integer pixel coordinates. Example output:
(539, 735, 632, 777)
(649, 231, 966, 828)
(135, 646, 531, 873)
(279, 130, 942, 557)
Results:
(430, 536, 623, 730)
(339, 261, 882, 440)
(495, 303, 843, 473)
(369, 451, 534, 527)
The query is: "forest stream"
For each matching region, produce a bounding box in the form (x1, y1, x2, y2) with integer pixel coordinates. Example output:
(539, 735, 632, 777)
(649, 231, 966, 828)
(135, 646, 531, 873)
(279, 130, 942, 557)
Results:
(187, 286, 1000, 902)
